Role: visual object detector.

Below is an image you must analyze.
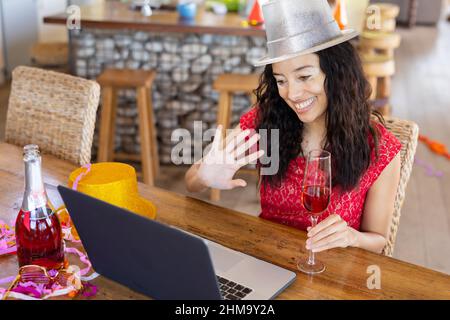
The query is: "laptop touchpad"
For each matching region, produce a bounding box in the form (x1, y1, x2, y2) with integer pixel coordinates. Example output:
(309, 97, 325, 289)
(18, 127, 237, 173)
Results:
(206, 242, 245, 273)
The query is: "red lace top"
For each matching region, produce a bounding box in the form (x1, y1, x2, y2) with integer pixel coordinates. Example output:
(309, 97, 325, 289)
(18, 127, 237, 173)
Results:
(239, 107, 402, 231)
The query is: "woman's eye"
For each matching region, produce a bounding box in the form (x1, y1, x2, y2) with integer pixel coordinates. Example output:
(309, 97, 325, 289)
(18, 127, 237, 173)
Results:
(298, 76, 311, 81)
(276, 80, 285, 85)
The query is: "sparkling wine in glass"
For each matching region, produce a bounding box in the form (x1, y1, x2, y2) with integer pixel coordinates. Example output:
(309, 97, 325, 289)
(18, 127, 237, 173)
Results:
(297, 149, 331, 275)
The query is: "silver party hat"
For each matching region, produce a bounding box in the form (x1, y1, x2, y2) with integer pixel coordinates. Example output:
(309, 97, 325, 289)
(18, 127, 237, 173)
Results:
(255, 0, 359, 66)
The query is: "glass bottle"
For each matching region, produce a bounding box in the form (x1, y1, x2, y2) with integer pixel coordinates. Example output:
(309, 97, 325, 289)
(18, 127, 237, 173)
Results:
(15, 145, 64, 270)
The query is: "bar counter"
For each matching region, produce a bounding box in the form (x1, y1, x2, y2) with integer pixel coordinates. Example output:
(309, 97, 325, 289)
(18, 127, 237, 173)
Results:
(45, 1, 266, 163)
(44, 1, 266, 37)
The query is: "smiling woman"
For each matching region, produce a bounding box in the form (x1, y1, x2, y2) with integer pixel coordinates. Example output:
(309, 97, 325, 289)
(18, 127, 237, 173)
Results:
(257, 42, 377, 191)
(185, 0, 401, 258)
(246, 37, 402, 255)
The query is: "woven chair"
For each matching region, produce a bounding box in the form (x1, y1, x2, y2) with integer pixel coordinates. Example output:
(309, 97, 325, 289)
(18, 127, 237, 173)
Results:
(5, 66, 100, 165)
(382, 117, 419, 256)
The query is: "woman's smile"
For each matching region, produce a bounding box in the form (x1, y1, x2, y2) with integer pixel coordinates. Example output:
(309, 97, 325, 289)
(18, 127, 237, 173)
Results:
(292, 96, 317, 114)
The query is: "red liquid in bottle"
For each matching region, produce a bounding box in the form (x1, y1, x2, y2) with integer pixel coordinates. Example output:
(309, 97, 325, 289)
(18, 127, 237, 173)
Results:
(302, 185, 330, 216)
(16, 144, 65, 270)
(15, 207, 64, 270)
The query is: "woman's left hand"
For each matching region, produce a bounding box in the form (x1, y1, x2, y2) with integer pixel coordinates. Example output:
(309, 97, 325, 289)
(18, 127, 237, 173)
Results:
(306, 214, 358, 252)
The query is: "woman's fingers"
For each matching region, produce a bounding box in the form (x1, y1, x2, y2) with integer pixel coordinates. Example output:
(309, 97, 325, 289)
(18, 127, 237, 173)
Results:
(223, 126, 241, 146)
(306, 229, 346, 251)
(307, 219, 347, 245)
(228, 179, 247, 189)
(236, 149, 265, 167)
(308, 214, 343, 238)
(232, 133, 260, 159)
(225, 129, 250, 154)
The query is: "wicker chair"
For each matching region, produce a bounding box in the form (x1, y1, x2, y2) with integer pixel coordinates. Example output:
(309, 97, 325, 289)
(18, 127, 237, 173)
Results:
(382, 117, 419, 256)
(5, 66, 100, 165)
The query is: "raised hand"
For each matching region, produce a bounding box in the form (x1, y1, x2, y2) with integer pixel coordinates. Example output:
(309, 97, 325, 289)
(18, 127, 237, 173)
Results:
(197, 125, 264, 190)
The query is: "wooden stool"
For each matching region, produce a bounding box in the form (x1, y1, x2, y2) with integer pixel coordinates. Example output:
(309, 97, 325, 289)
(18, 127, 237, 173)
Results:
(361, 53, 395, 116)
(376, 3, 400, 19)
(370, 19, 396, 33)
(30, 42, 68, 72)
(97, 69, 159, 186)
(359, 31, 401, 59)
(210, 73, 260, 202)
(365, 3, 400, 33)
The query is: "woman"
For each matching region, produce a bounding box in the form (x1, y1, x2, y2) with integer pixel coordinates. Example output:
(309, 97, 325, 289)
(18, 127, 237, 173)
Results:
(185, 0, 401, 255)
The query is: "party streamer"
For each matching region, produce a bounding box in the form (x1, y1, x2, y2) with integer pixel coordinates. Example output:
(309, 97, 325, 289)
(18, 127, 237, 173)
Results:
(0, 220, 16, 256)
(419, 135, 450, 160)
(0, 163, 100, 300)
(414, 157, 444, 178)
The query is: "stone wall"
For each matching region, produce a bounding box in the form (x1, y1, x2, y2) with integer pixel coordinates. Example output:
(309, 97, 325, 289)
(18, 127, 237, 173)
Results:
(71, 29, 266, 164)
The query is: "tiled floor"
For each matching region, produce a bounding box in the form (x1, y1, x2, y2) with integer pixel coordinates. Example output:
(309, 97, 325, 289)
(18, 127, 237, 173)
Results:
(386, 19, 450, 275)
(0, 19, 449, 275)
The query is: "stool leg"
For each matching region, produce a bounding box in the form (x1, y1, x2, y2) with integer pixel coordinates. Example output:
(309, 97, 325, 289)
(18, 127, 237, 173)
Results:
(144, 87, 160, 177)
(378, 104, 391, 116)
(109, 88, 118, 161)
(137, 86, 155, 186)
(250, 91, 257, 107)
(210, 189, 222, 202)
(98, 86, 116, 162)
(248, 91, 259, 174)
(367, 76, 378, 101)
(379, 76, 391, 98)
(210, 91, 232, 202)
(379, 76, 392, 116)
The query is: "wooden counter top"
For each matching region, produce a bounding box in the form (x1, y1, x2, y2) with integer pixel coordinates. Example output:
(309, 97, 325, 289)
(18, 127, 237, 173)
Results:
(44, 0, 266, 37)
(1, 141, 450, 300)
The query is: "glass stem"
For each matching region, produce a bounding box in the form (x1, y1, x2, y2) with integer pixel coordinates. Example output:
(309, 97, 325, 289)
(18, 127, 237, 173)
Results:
(308, 215, 319, 265)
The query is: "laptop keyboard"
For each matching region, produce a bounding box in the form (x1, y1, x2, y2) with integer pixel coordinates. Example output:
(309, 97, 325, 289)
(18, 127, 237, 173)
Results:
(216, 275, 253, 300)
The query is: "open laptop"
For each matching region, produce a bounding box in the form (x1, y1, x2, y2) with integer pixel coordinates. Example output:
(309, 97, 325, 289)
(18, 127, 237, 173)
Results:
(58, 186, 296, 300)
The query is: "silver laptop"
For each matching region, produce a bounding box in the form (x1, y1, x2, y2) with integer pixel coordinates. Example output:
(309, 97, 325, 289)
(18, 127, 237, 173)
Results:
(58, 186, 296, 300)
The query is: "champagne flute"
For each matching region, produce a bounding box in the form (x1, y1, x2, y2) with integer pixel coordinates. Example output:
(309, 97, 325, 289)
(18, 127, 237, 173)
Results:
(297, 149, 331, 275)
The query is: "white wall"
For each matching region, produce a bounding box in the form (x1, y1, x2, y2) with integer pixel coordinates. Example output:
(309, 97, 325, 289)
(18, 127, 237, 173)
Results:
(0, 12, 4, 84)
(1, 0, 39, 74)
(36, 0, 105, 43)
(37, 0, 68, 43)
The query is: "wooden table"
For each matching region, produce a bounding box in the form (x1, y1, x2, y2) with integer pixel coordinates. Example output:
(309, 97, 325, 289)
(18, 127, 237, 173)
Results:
(0, 142, 449, 299)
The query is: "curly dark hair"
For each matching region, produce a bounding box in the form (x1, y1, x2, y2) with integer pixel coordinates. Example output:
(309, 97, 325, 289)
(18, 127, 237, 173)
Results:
(255, 41, 382, 191)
